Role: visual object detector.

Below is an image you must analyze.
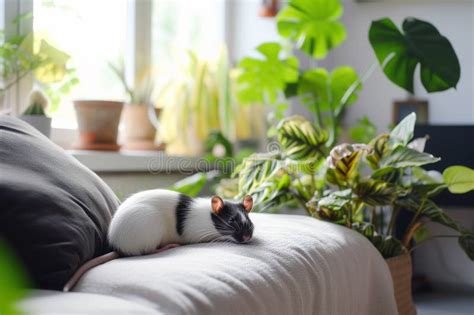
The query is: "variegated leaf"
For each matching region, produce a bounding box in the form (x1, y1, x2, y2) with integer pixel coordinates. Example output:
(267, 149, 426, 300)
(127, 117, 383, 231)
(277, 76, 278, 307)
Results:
(354, 179, 400, 206)
(277, 115, 328, 161)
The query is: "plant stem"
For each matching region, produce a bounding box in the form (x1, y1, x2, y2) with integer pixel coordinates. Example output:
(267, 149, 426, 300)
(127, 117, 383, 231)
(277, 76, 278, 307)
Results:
(403, 221, 423, 249)
(370, 206, 376, 225)
(337, 53, 396, 118)
(2, 71, 31, 92)
(387, 206, 399, 236)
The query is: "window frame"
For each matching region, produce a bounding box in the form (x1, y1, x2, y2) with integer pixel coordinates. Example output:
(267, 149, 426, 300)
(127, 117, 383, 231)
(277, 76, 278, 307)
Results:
(2, 0, 230, 147)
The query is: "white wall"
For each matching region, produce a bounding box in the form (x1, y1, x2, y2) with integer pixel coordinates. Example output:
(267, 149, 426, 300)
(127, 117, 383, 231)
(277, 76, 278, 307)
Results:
(333, 0, 474, 131)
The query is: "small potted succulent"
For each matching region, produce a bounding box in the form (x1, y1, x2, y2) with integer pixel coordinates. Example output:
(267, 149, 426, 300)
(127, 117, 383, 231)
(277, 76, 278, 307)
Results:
(20, 90, 51, 137)
(109, 61, 161, 151)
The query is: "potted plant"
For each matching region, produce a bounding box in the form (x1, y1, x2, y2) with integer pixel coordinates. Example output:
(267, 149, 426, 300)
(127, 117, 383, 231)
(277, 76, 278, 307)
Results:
(234, 113, 474, 314)
(20, 90, 51, 137)
(229, 0, 467, 313)
(109, 61, 161, 151)
(158, 47, 265, 156)
(1, 15, 75, 117)
(73, 100, 124, 151)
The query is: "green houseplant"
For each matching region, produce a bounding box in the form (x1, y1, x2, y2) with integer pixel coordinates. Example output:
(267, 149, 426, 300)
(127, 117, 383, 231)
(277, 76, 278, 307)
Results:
(236, 0, 460, 144)
(158, 47, 265, 156)
(235, 113, 473, 314)
(232, 0, 466, 313)
(0, 13, 77, 137)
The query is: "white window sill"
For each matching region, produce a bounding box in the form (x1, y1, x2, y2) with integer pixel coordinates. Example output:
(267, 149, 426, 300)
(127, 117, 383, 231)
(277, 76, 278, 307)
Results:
(68, 150, 209, 173)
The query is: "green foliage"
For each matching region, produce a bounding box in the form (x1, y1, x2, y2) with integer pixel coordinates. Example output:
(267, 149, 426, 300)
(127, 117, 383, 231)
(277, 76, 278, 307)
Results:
(349, 117, 377, 144)
(443, 166, 474, 194)
(277, 0, 346, 59)
(276, 115, 328, 160)
(369, 17, 460, 93)
(168, 172, 219, 197)
(0, 241, 29, 315)
(237, 42, 299, 105)
(235, 113, 474, 260)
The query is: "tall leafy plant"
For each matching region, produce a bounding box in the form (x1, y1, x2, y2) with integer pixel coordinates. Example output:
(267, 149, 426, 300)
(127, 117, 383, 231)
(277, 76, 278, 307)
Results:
(235, 113, 474, 259)
(236, 0, 460, 145)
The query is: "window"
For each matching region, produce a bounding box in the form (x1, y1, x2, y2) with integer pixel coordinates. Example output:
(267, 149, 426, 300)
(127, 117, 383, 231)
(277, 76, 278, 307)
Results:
(33, 0, 128, 128)
(152, 0, 226, 71)
(28, 0, 226, 131)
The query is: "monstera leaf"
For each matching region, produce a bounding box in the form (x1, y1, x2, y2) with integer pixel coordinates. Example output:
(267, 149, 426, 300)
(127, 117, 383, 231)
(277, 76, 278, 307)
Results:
(369, 17, 460, 93)
(297, 66, 360, 112)
(237, 42, 299, 104)
(277, 0, 346, 59)
(443, 166, 474, 194)
(380, 146, 440, 169)
(354, 180, 400, 206)
(277, 116, 328, 160)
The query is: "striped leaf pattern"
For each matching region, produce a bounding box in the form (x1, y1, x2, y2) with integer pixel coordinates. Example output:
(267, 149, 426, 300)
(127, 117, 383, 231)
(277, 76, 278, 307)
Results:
(366, 133, 389, 169)
(277, 116, 328, 160)
(354, 179, 399, 206)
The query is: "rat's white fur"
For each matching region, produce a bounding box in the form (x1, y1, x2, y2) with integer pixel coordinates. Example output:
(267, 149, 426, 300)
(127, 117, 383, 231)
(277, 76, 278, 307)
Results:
(108, 189, 222, 256)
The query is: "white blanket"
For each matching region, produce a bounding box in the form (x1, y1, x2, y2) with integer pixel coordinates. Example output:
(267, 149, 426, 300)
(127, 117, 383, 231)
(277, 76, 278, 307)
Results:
(74, 213, 397, 315)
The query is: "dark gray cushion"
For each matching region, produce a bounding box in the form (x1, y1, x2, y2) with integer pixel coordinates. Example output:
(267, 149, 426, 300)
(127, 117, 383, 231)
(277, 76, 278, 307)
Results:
(0, 116, 119, 290)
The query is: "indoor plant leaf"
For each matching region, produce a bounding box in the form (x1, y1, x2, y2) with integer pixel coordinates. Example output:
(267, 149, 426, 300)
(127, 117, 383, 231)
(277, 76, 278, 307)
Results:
(389, 112, 416, 147)
(277, 0, 346, 59)
(354, 179, 399, 206)
(380, 146, 440, 168)
(369, 17, 460, 93)
(169, 171, 219, 197)
(348, 116, 377, 144)
(277, 115, 328, 160)
(366, 134, 390, 169)
(298, 66, 360, 112)
(34, 39, 71, 84)
(459, 234, 474, 261)
(235, 152, 284, 195)
(443, 165, 474, 194)
(327, 143, 369, 182)
(237, 42, 299, 104)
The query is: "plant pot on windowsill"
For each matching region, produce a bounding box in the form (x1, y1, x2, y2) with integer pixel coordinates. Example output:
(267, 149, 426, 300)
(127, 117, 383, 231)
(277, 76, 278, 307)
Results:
(121, 104, 164, 151)
(386, 253, 417, 315)
(73, 100, 123, 151)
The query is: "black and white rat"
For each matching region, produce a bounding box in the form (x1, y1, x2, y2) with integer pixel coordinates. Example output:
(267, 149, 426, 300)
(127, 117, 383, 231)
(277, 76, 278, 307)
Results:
(63, 189, 254, 292)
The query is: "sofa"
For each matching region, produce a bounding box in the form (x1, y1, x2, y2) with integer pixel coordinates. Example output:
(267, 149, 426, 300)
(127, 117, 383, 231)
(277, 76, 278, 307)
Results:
(1, 116, 397, 314)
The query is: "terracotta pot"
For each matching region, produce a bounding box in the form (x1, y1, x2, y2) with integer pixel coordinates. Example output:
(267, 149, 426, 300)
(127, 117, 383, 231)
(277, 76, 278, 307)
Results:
(122, 104, 162, 151)
(386, 253, 417, 315)
(73, 100, 123, 151)
(20, 115, 51, 138)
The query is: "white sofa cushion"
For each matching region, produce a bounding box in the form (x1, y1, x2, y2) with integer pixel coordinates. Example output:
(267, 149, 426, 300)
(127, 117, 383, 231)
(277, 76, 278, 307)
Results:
(70, 213, 397, 315)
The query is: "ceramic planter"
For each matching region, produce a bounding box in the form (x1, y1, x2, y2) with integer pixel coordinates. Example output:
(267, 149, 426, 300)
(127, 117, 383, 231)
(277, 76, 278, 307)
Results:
(20, 115, 52, 138)
(73, 100, 123, 151)
(386, 253, 417, 315)
(122, 104, 162, 151)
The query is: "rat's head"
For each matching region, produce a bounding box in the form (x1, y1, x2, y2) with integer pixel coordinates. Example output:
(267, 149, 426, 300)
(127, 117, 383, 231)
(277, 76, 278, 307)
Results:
(210, 195, 254, 243)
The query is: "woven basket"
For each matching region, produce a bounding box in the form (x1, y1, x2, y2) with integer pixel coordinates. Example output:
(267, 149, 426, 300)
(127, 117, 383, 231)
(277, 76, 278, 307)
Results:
(386, 253, 417, 315)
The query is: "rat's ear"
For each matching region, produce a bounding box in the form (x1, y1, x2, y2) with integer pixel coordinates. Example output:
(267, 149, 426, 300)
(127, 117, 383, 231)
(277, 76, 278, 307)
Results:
(243, 195, 253, 213)
(211, 196, 224, 214)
